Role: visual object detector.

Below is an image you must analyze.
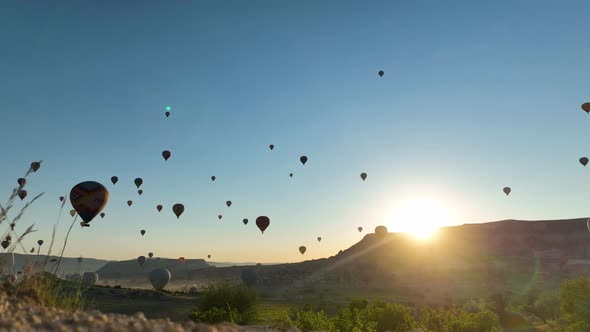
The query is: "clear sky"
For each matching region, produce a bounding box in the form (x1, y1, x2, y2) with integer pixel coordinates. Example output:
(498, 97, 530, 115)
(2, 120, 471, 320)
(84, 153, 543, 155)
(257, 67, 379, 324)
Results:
(1, 1, 590, 263)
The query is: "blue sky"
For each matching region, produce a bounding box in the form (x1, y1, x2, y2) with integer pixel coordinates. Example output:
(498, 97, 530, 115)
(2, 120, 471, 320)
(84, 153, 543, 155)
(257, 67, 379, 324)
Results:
(1, 1, 590, 262)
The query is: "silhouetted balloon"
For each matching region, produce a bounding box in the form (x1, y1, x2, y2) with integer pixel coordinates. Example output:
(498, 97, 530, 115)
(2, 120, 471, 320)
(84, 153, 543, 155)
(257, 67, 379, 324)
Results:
(134, 178, 143, 188)
(165, 111, 171, 117)
(580, 157, 589, 166)
(162, 150, 171, 161)
(111, 176, 118, 185)
(269, 144, 274, 150)
(179, 257, 185, 264)
(211, 176, 216, 182)
(358, 227, 363, 233)
(207, 255, 211, 259)
(37, 240, 43, 246)
(17, 178, 26, 186)
(173, 204, 184, 218)
(127, 200, 133, 207)
(17, 190, 27, 200)
(299, 246, 306, 255)
(289, 173, 293, 178)
(82, 272, 99, 285)
(218, 215, 222, 220)
(77, 257, 83, 264)
(378, 70, 384, 77)
(148, 252, 153, 259)
(503, 187, 511, 196)
(70, 210, 76, 217)
(30, 248, 34, 253)
(300, 156, 308, 165)
(360, 173, 367, 181)
(1, 241, 9, 249)
(157, 205, 163, 212)
(59, 196, 64, 202)
(243, 218, 248, 225)
(70, 181, 109, 223)
(30, 161, 41, 172)
(582, 102, 590, 113)
(256, 216, 270, 234)
(137, 256, 146, 267)
(241, 268, 258, 287)
(226, 201, 232, 208)
(100, 212, 105, 218)
(141, 230, 146, 236)
(138, 189, 143, 195)
(375, 225, 388, 235)
(149, 268, 171, 290)
(317, 237, 321, 242)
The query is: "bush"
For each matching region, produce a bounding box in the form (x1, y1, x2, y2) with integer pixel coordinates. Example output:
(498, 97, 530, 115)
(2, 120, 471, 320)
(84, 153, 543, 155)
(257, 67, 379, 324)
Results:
(276, 310, 335, 332)
(189, 283, 259, 325)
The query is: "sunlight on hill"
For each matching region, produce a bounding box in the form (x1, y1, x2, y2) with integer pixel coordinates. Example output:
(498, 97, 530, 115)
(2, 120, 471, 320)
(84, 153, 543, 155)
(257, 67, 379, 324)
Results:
(390, 197, 456, 240)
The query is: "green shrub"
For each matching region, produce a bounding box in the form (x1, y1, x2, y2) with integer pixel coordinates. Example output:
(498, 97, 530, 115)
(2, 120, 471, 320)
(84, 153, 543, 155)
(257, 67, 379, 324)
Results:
(189, 283, 259, 325)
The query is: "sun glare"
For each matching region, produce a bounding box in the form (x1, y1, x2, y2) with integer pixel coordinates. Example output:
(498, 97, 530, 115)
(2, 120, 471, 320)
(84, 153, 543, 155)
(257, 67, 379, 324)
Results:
(390, 197, 455, 240)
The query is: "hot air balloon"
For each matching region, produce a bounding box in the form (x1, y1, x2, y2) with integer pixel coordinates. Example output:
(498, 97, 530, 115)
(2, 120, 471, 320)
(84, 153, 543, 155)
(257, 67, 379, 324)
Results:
(138, 189, 143, 195)
(17, 190, 27, 200)
(17, 178, 26, 186)
(165, 111, 171, 117)
(162, 150, 171, 161)
(137, 256, 146, 267)
(70, 210, 76, 217)
(218, 215, 222, 220)
(179, 257, 185, 264)
(173, 204, 184, 218)
(111, 176, 118, 185)
(580, 157, 589, 166)
(100, 212, 105, 218)
(358, 227, 363, 233)
(149, 268, 171, 290)
(375, 225, 388, 235)
(503, 187, 511, 196)
(360, 173, 367, 181)
(70, 181, 109, 224)
(37, 240, 43, 246)
(134, 178, 143, 188)
(157, 205, 163, 212)
(127, 200, 133, 207)
(299, 246, 306, 255)
(269, 144, 274, 150)
(317, 237, 321, 242)
(59, 196, 64, 202)
(243, 218, 248, 225)
(207, 255, 211, 259)
(82, 272, 99, 285)
(148, 252, 153, 259)
(77, 257, 83, 264)
(30, 161, 41, 172)
(1, 241, 9, 250)
(378, 70, 384, 77)
(226, 201, 232, 208)
(289, 173, 293, 178)
(582, 102, 590, 114)
(300, 156, 308, 165)
(256, 216, 270, 234)
(141, 230, 146, 236)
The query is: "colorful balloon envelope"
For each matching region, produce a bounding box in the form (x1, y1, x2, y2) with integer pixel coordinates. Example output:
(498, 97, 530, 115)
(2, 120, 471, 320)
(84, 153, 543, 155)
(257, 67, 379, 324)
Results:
(300, 156, 308, 165)
(111, 176, 118, 185)
(256, 216, 270, 234)
(360, 173, 367, 181)
(582, 102, 590, 113)
(503, 187, 511, 196)
(69, 181, 109, 223)
(162, 150, 171, 161)
(299, 246, 306, 255)
(134, 178, 143, 188)
(157, 205, 163, 212)
(17, 190, 27, 200)
(173, 204, 184, 218)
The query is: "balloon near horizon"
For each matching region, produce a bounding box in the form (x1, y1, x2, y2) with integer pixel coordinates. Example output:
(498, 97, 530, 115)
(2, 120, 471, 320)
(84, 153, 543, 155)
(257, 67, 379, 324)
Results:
(389, 197, 456, 240)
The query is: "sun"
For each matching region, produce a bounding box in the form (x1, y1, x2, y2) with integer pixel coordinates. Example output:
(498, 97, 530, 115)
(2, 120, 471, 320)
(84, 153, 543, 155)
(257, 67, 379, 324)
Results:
(390, 197, 454, 240)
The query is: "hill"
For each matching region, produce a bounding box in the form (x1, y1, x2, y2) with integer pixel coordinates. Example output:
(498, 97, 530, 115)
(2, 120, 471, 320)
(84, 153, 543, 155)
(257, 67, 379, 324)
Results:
(97, 258, 209, 279)
(0, 253, 109, 276)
